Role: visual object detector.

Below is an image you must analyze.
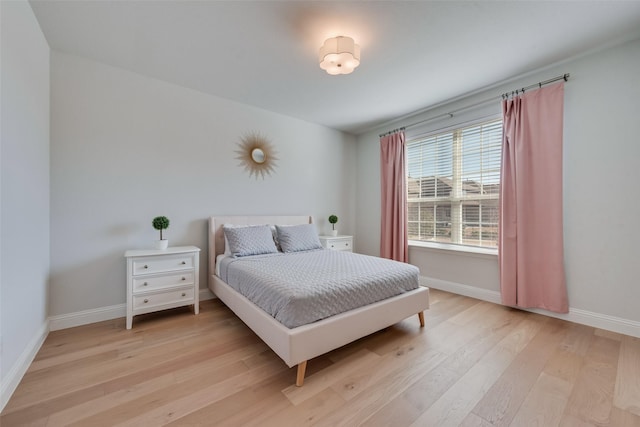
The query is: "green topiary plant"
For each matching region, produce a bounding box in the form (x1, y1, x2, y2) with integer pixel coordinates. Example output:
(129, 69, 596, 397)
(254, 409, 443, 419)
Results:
(152, 216, 170, 240)
(328, 214, 338, 230)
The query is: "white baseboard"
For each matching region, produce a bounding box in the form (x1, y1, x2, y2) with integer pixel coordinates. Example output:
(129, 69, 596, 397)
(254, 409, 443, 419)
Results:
(49, 289, 217, 332)
(526, 306, 640, 339)
(422, 276, 640, 338)
(49, 303, 126, 331)
(200, 288, 215, 301)
(1, 320, 49, 412)
(423, 277, 502, 305)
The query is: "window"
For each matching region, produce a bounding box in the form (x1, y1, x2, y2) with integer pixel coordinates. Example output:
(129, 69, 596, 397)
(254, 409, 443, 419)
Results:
(407, 118, 502, 248)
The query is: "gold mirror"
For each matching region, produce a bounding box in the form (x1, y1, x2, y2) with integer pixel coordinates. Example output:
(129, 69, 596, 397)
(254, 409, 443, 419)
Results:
(235, 132, 278, 179)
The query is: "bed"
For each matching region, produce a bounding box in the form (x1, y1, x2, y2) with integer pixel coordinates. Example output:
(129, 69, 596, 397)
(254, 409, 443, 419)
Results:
(208, 215, 430, 386)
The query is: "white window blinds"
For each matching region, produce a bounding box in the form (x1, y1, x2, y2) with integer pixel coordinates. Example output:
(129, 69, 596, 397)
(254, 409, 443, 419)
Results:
(407, 118, 502, 248)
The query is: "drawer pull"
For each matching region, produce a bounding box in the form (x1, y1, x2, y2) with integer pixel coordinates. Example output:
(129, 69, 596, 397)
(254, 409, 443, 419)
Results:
(182, 277, 186, 281)
(181, 261, 186, 265)
(144, 265, 148, 269)
(143, 282, 148, 286)
(345, 243, 349, 246)
(181, 293, 186, 297)
(144, 299, 149, 303)
(331, 245, 334, 248)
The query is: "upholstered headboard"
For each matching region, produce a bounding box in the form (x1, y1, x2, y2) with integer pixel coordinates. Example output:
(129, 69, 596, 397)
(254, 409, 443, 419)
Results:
(208, 215, 313, 286)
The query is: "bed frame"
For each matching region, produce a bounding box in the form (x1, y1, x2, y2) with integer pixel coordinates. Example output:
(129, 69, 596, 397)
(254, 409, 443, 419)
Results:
(208, 215, 430, 386)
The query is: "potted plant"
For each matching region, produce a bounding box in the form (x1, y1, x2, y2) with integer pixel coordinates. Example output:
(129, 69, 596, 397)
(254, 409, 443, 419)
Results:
(328, 214, 338, 237)
(152, 216, 170, 249)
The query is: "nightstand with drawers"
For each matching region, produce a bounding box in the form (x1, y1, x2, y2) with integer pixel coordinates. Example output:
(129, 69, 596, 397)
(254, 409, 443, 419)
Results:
(124, 246, 200, 329)
(319, 235, 353, 252)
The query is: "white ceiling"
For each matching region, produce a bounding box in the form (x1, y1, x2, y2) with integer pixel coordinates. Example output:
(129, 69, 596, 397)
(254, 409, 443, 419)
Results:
(30, 1, 640, 135)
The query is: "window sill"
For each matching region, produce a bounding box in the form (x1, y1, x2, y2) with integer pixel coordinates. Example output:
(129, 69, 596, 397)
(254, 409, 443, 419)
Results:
(409, 240, 498, 258)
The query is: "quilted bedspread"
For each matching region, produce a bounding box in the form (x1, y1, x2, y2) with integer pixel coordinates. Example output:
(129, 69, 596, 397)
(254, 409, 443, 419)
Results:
(217, 249, 420, 328)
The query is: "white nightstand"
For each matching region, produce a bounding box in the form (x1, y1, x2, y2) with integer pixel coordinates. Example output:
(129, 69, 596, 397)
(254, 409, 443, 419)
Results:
(124, 246, 200, 329)
(319, 235, 353, 252)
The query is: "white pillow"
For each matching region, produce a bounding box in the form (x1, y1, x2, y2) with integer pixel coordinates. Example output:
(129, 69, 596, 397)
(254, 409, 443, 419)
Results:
(223, 225, 278, 257)
(275, 223, 322, 253)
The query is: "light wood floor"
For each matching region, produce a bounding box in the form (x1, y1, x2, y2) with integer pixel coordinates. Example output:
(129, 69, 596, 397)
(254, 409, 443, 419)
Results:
(2, 289, 640, 426)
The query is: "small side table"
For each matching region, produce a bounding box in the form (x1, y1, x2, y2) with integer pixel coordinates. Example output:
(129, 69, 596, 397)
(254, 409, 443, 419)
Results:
(319, 235, 353, 252)
(124, 246, 200, 329)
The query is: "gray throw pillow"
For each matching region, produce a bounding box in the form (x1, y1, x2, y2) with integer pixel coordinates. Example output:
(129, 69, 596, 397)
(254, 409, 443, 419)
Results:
(276, 224, 322, 253)
(223, 225, 278, 257)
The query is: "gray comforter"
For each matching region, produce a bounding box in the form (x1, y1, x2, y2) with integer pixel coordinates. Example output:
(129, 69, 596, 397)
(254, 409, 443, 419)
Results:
(218, 249, 419, 328)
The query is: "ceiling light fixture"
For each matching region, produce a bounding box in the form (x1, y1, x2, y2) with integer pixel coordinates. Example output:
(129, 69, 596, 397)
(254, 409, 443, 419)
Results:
(319, 36, 360, 75)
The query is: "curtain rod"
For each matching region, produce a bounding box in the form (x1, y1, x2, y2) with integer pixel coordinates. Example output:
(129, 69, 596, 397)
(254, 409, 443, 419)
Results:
(379, 73, 569, 138)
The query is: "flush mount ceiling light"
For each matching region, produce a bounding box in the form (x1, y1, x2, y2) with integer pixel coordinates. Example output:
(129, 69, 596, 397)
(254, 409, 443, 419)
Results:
(319, 36, 360, 75)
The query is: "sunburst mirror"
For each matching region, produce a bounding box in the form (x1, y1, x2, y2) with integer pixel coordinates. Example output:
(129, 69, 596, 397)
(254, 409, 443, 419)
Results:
(235, 132, 278, 179)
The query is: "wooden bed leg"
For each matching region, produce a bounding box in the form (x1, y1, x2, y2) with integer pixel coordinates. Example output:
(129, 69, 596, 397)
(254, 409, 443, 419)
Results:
(418, 311, 425, 327)
(296, 361, 307, 387)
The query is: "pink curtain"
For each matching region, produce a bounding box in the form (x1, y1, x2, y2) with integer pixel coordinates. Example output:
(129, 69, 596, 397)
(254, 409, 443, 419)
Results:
(380, 131, 408, 262)
(499, 82, 568, 313)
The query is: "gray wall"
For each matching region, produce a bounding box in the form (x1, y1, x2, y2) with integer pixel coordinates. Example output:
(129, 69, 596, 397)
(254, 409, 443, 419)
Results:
(49, 52, 357, 317)
(1, 0, 50, 407)
(355, 37, 640, 325)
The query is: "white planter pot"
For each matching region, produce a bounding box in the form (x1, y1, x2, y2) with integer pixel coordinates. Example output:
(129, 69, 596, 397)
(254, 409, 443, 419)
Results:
(155, 239, 169, 250)
(330, 230, 338, 237)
